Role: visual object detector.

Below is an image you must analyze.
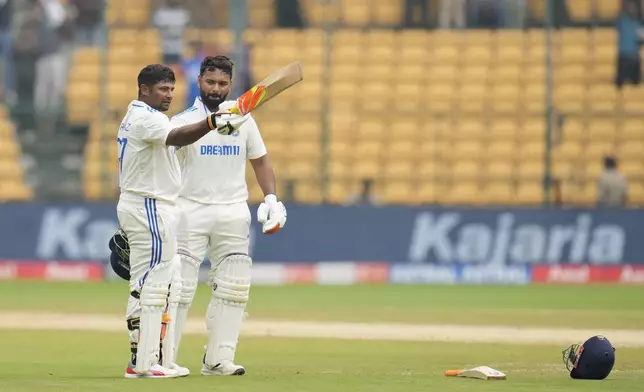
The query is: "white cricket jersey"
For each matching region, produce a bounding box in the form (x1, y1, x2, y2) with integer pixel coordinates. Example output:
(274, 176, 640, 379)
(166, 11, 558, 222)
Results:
(117, 100, 181, 204)
(170, 97, 267, 205)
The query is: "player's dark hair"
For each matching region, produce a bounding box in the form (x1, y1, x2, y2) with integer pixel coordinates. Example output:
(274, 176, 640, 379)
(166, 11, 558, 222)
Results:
(137, 64, 175, 94)
(200, 55, 234, 78)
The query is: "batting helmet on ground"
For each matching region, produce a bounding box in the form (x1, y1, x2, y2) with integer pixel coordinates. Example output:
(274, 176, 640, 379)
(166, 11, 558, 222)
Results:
(562, 335, 615, 380)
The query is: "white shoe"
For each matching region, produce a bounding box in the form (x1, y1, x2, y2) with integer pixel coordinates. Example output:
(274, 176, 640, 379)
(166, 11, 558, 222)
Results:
(124, 363, 181, 379)
(169, 363, 190, 377)
(201, 360, 246, 376)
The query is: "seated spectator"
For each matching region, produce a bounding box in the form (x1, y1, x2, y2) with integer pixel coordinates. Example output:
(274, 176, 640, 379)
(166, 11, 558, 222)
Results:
(616, 0, 644, 89)
(180, 41, 206, 107)
(597, 156, 628, 207)
(70, 0, 105, 47)
(153, 0, 190, 66)
(344, 178, 382, 206)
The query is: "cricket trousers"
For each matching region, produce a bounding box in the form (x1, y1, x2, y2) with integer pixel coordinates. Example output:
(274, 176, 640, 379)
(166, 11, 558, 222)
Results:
(117, 192, 179, 320)
(177, 197, 251, 279)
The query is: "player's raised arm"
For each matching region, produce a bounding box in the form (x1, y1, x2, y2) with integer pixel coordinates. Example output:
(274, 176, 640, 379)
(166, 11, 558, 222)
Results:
(165, 112, 247, 147)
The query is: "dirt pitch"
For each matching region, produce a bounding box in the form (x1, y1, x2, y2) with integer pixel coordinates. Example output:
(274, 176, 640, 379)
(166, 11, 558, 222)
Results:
(4, 311, 644, 347)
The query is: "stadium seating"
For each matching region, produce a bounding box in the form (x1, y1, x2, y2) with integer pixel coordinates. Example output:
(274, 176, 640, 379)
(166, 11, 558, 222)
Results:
(76, 0, 643, 206)
(0, 106, 33, 201)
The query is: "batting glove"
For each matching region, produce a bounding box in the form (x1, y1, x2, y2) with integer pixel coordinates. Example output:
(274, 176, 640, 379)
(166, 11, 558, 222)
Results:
(208, 112, 249, 136)
(257, 194, 287, 234)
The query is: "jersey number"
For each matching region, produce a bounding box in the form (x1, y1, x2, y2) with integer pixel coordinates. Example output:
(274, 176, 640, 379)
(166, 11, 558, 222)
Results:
(117, 137, 128, 172)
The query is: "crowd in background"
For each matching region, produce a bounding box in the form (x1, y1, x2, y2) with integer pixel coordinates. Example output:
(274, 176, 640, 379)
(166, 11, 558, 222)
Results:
(0, 0, 637, 207)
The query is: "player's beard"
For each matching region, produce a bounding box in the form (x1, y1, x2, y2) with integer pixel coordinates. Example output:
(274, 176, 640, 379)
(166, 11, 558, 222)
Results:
(200, 91, 226, 112)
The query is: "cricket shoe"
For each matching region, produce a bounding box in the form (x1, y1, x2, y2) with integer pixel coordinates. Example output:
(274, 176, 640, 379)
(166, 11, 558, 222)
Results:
(201, 360, 246, 376)
(124, 362, 181, 379)
(169, 363, 190, 377)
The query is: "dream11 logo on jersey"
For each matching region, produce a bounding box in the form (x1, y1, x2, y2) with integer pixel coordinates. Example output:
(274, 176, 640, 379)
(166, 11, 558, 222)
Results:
(407, 212, 626, 265)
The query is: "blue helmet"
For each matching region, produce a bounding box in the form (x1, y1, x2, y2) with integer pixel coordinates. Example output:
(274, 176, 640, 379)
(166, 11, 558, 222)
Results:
(108, 229, 130, 281)
(562, 335, 615, 380)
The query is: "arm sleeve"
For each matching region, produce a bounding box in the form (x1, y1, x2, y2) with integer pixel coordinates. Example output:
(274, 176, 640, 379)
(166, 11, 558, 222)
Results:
(246, 116, 268, 160)
(135, 111, 173, 146)
(170, 115, 188, 159)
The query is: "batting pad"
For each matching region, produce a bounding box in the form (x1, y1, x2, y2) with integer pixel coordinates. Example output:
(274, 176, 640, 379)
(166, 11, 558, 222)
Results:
(161, 256, 182, 367)
(172, 254, 201, 365)
(135, 261, 171, 374)
(204, 253, 252, 368)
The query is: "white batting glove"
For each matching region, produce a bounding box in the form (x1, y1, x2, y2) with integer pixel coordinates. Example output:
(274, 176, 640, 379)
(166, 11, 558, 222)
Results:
(213, 112, 249, 136)
(257, 194, 287, 234)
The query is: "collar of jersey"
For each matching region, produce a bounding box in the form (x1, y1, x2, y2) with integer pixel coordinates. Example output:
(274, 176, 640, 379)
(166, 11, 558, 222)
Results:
(195, 96, 211, 115)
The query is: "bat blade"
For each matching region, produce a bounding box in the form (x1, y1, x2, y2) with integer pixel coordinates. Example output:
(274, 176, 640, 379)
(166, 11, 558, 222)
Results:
(229, 61, 303, 115)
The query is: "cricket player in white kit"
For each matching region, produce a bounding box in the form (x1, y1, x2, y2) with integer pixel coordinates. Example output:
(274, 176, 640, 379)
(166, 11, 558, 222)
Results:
(116, 64, 250, 379)
(167, 56, 287, 376)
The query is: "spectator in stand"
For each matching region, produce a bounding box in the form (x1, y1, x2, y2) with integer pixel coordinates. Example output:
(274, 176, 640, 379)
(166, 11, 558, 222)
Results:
(404, 0, 429, 28)
(439, 0, 466, 28)
(616, 0, 644, 89)
(597, 155, 628, 207)
(33, 0, 69, 134)
(69, 0, 104, 47)
(0, 0, 13, 105)
(180, 40, 207, 108)
(344, 178, 382, 206)
(153, 0, 190, 66)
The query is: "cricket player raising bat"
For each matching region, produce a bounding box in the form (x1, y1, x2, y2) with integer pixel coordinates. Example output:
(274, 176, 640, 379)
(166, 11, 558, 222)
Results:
(167, 55, 287, 376)
(116, 64, 249, 379)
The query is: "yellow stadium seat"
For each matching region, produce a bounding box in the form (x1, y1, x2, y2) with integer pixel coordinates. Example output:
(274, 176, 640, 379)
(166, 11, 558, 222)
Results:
(432, 45, 460, 63)
(518, 161, 544, 181)
(488, 141, 516, 160)
(490, 119, 518, 140)
(594, 44, 616, 64)
(597, 0, 619, 19)
(353, 161, 379, 178)
(484, 161, 514, 180)
(453, 141, 483, 160)
(622, 119, 644, 141)
(588, 120, 617, 141)
(554, 84, 586, 113)
(0, 181, 33, 201)
(383, 161, 414, 181)
(284, 160, 318, 180)
(383, 181, 414, 204)
(588, 84, 618, 112)
(618, 141, 644, 160)
(593, 28, 616, 45)
(629, 182, 644, 206)
(585, 141, 615, 160)
(465, 30, 494, 46)
(621, 161, 644, 178)
(454, 120, 485, 140)
(516, 182, 544, 205)
(484, 181, 513, 205)
(451, 160, 479, 180)
(329, 141, 352, 160)
(295, 182, 323, 204)
(555, 142, 582, 161)
(443, 182, 481, 205)
(552, 160, 573, 179)
(374, 0, 402, 26)
(384, 140, 417, 160)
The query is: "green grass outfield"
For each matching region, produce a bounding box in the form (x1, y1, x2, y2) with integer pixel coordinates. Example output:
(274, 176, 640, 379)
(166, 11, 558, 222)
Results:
(2, 281, 644, 328)
(1, 282, 643, 391)
(0, 331, 642, 392)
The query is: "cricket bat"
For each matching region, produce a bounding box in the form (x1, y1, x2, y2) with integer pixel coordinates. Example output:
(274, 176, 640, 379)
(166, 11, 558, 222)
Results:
(225, 61, 303, 116)
(445, 366, 507, 380)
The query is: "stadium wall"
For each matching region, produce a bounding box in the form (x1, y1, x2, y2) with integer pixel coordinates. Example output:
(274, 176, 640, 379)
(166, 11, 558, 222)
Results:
(0, 203, 643, 285)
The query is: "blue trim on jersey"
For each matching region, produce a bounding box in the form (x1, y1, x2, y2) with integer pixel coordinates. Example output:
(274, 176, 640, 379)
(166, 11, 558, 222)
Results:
(139, 198, 162, 287)
(173, 106, 198, 119)
(131, 104, 144, 108)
